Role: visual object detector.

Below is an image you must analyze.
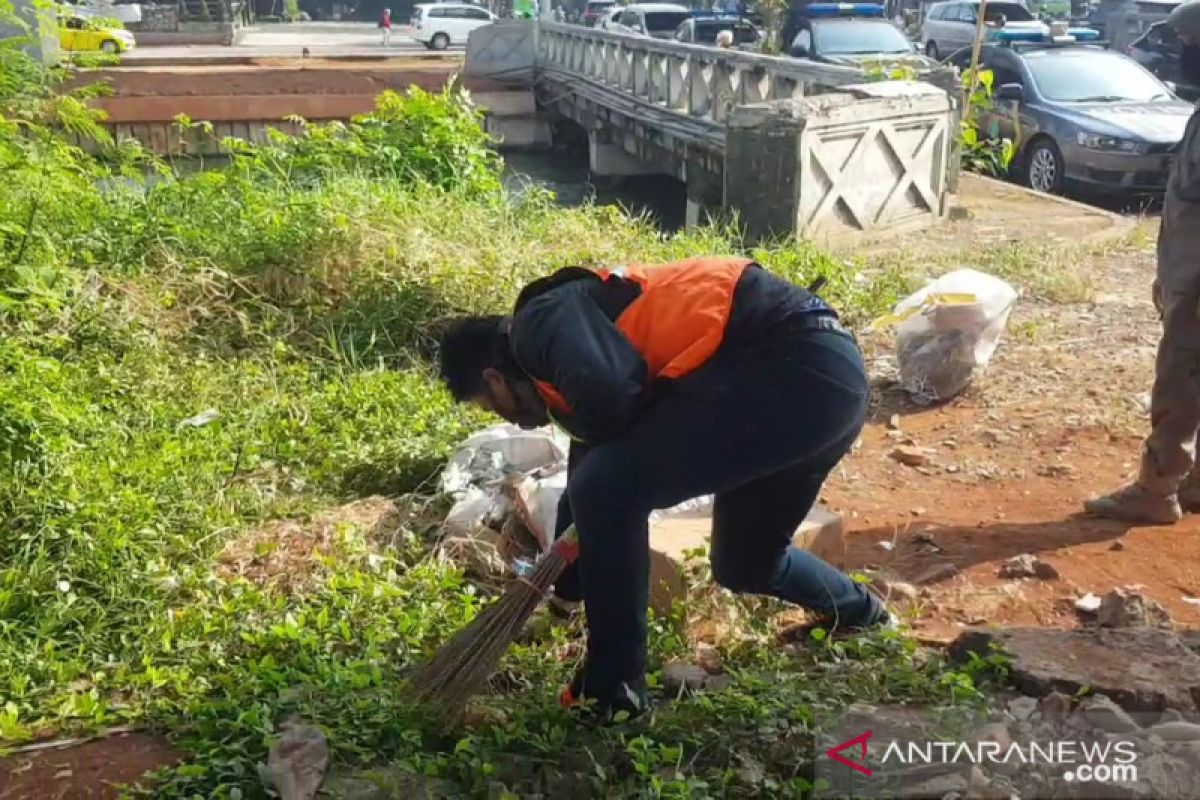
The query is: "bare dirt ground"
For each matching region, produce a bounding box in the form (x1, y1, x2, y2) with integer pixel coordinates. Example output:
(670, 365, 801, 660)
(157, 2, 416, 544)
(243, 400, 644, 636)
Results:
(0, 733, 181, 800)
(823, 179, 1196, 645)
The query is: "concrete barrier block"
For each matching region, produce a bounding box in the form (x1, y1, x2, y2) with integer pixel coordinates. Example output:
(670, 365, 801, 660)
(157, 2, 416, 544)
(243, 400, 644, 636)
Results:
(647, 505, 845, 614)
(464, 20, 535, 81)
(726, 82, 952, 243)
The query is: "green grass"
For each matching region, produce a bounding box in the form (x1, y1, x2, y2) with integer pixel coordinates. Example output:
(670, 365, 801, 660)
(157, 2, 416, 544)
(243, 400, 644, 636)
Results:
(0, 27, 1022, 798)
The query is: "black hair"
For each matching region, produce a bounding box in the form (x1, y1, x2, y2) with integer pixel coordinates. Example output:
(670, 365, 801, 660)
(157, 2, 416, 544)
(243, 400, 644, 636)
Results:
(514, 266, 598, 312)
(437, 315, 524, 401)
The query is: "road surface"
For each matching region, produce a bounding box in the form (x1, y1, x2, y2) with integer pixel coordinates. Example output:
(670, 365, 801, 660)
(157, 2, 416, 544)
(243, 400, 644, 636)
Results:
(124, 21, 461, 62)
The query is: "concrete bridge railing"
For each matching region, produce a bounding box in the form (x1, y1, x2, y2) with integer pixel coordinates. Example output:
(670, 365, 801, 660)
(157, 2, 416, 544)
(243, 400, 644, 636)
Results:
(483, 21, 966, 241)
(536, 22, 940, 126)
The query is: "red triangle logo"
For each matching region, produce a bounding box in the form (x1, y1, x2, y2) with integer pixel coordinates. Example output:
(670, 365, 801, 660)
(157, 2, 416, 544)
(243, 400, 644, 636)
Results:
(826, 730, 874, 776)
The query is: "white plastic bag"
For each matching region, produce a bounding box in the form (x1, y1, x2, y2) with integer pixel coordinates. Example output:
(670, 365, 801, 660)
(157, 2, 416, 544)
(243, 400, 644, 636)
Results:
(875, 269, 1018, 404)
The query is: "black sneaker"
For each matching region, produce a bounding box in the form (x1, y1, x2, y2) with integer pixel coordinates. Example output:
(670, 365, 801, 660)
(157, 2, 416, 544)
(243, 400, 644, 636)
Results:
(559, 666, 648, 724)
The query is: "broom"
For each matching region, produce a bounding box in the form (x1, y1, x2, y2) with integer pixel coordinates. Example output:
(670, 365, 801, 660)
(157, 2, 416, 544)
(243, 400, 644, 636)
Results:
(407, 524, 580, 727)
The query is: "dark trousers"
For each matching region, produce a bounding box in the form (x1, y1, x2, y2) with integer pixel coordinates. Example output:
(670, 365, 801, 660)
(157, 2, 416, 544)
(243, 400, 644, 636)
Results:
(552, 317, 875, 698)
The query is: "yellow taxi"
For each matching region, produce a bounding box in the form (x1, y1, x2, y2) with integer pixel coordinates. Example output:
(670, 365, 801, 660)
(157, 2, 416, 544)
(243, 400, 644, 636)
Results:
(59, 15, 137, 53)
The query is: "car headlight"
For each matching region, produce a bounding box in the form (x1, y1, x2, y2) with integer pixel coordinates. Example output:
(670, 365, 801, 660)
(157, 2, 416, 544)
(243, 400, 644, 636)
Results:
(1076, 132, 1143, 153)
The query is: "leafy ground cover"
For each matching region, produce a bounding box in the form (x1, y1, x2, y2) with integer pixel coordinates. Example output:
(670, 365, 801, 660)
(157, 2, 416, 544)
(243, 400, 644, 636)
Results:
(0, 9, 1012, 797)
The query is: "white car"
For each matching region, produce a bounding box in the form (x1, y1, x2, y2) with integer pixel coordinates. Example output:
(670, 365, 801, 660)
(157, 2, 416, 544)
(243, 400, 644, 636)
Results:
(601, 6, 625, 29)
(610, 3, 692, 38)
(410, 2, 495, 51)
(921, 0, 1045, 60)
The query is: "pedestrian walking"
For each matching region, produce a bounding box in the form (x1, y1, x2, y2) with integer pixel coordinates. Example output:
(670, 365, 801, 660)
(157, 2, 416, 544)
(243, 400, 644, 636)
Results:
(379, 7, 392, 46)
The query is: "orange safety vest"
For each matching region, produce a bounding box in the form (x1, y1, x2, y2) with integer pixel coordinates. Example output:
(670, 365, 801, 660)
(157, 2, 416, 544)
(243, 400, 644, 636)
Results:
(531, 256, 753, 415)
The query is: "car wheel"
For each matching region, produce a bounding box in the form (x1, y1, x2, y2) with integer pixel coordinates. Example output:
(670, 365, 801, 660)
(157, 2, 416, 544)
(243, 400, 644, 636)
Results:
(431, 32, 450, 50)
(924, 40, 938, 60)
(101, 40, 119, 54)
(1024, 138, 1065, 195)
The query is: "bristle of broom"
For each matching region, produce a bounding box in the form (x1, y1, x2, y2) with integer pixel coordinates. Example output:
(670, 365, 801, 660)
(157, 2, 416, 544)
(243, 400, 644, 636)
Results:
(408, 541, 571, 727)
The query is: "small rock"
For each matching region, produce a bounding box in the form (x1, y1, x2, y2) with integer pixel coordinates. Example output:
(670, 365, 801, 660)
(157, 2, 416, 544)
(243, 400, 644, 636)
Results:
(912, 507, 927, 517)
(998, 554, 1037, 579)
(703, 674, 734, 692)
(1038, 691, 1073, 721)
(1165, 739, 1200, 767)
(890, 446, 932, 467)
(463, 702, 508, 728)
(1097, 589, 1173, 629)
(914, 562, 959, 585)
(888, 414, 902, 430)
(913, 531, 942, 552)
(695, 644, 723, 675)
(1147, 721, 1200, 741)
(877, 540, 896, 552)
(1110, 540, 1126, 552)
(662, 662, 708, 696)
(1076, 694, 1141, 734)
(735, 754, 766, 785)
(885, 581, 919, 603)
(1074, 593, 1102, 614)
(267, 719, 329, 800)
(1008, 696, 1038, 721)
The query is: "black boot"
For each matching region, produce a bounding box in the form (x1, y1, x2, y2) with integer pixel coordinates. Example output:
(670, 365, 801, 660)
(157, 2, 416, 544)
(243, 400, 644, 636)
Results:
(559, 664, 648, 724)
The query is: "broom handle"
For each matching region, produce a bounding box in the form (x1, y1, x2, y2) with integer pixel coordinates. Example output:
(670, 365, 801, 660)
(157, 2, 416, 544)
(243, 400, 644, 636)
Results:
(551, 523, 580, 564)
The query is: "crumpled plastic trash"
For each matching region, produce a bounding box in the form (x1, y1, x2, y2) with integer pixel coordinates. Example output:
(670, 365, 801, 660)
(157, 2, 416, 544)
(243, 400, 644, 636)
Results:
(440, 424, 717, 565)
(873, 269, 1019, 404)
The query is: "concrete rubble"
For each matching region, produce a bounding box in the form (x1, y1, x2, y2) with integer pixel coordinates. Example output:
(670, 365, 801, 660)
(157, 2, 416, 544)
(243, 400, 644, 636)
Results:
(951, 624, 1200, 713)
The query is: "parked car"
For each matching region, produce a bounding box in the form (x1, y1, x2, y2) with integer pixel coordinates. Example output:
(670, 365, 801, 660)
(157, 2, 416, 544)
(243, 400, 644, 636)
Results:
(60, 0, 143, 25)
(673, 14, 762, 47)
(1088, 0, 1178, 53)
(600, 6, 625, 28)
(1128, 19, 1200, 101)
(58, 14, 136, 53)
(583, 0, 620, 26)
(945, 40, 1190, 195)
(410, 2, 495, 50)
(922, 0, 1047, 59)
(610, 3, 692, 38)
(786, 3, 937, 69)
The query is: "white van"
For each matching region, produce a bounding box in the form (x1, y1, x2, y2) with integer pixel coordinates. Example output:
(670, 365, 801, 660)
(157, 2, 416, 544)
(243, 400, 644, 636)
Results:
(411, 3, 496, 50)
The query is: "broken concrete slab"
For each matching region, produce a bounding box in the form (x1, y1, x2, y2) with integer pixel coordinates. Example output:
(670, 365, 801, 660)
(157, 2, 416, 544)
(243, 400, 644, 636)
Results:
(648, 505, 844, 613)
(950, 626, 1200, 713)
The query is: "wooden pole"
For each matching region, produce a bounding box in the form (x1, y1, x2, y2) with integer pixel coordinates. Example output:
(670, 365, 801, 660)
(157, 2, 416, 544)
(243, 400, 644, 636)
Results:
(964, 0, 989, 119)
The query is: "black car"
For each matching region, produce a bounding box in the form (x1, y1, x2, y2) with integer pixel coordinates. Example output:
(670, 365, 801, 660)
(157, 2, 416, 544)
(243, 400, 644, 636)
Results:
(1127, 20, 1200, 101)
(785, 3, 937, 69)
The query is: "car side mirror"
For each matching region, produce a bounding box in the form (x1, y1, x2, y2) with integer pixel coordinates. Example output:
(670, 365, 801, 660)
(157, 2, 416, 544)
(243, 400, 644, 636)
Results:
(1165, 80, 1178, 94)
(996, 83, 1024, 102)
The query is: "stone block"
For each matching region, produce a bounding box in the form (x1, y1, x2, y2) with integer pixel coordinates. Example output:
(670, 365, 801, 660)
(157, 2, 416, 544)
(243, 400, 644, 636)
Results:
(950, 626, 1200, 713)
(647, 505, 845, 614)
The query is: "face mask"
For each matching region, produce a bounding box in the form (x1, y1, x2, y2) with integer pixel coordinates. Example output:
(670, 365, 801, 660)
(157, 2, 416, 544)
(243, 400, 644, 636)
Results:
(1181, 43, 1200, 88)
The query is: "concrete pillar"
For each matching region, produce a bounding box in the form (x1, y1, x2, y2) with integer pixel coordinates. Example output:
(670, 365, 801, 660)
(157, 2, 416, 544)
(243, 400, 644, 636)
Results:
(5, 0, 59, 65)
(684, 171, 723, 230)
(588, 133, 656, 178)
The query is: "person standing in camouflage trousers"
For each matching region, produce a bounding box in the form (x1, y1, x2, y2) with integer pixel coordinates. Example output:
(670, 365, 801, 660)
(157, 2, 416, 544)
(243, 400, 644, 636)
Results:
(1087, 2, 1200, 524)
